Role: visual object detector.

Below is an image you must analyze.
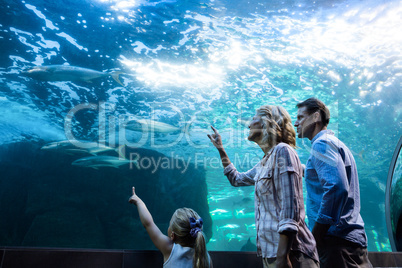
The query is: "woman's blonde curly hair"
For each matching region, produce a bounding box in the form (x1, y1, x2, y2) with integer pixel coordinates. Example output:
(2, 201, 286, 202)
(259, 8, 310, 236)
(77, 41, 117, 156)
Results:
(256, 105, 296, 149)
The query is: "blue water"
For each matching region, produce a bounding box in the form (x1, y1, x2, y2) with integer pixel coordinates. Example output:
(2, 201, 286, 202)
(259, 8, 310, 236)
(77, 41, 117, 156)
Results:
(0, 0, 401, 252)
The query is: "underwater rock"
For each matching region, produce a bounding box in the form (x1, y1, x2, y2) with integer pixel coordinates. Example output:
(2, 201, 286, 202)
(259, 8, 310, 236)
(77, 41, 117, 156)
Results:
(0, 141, 212, 249)
(22, 208, 106, 248)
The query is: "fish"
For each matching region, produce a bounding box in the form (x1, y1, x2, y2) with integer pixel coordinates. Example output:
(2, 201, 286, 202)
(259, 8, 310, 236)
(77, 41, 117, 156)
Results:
(216, 224, 240, 231)
(234, 207, 254, 217)
(20, 65, 124, 86)
(72, 155, 135, 169)
(232, 197, 253, 207)
(244, 223, 256, 231)
(225, 233, 245, 242)
(210, 208, 230, 215)
(125, 119, 182, 133)
(41, 140, 119, 156)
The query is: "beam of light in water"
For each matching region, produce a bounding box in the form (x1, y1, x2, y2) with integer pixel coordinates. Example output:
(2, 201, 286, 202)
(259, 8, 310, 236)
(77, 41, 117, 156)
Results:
(274, 5, 398, 67)
(95, 0, 160, 13)
(257, 3, 402, 70)
(120, 57, 226, 90)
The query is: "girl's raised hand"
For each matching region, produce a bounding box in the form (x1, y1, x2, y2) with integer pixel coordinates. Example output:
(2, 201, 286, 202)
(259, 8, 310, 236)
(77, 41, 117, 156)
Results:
(128, 186, 140, 205)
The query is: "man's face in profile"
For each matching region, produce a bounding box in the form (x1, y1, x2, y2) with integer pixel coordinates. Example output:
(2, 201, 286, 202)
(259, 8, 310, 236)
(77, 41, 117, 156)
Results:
(294, 107, 316, 140)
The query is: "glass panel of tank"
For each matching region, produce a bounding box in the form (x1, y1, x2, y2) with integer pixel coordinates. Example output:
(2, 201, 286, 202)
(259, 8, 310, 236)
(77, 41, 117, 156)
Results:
(387, 137, 402, 251)
(0, 0, 401, 252)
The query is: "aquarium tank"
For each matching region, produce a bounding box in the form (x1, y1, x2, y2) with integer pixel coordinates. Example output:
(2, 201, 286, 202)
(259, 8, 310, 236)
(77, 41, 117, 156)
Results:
(0, 0, 400, 253)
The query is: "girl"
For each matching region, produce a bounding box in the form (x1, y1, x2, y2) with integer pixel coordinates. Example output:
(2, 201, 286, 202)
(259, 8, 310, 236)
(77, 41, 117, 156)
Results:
(129, 187, 213, 268)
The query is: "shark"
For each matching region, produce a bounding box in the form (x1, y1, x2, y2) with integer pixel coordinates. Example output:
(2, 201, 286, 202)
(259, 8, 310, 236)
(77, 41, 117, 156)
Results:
(41, 140, 120, 156)
(20, 65, 124, 86)
(72, 155, 135, 169)
(125, 119, 183, 133)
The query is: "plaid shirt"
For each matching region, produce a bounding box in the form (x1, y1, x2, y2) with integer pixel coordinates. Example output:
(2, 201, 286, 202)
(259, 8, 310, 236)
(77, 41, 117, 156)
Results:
(224, 143, 318, 261)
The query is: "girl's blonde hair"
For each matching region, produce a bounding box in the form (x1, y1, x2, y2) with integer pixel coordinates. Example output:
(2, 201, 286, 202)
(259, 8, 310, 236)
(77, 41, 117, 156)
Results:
(170, 208, 209, 268)
(256, 105, 296, 149)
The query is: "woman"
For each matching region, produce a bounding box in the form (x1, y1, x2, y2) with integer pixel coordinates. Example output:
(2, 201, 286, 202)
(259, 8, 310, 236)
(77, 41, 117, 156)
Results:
(208, 105, 318, 268)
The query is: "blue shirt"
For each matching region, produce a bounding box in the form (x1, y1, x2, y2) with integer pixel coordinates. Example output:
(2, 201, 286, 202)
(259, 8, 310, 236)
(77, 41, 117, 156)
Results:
(305, 130, 367, 247)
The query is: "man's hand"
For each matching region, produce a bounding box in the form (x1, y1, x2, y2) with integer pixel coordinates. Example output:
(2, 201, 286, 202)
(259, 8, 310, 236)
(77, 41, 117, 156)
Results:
(276, 232, 294, 268)
(207, 126, 223, 149)
(312, 222, 330, 247)
(276, 254, 292, 268)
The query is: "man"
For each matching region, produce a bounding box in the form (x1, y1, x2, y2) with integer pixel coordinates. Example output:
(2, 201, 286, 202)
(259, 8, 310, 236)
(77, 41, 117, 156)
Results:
(294, 97, 372, 267)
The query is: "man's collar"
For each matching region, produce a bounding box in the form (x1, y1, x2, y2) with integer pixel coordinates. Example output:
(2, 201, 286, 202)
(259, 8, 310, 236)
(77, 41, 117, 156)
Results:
(311, 129, 334, 143)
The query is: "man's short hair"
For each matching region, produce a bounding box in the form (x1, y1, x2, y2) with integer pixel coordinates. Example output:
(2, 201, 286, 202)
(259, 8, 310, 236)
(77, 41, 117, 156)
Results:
(296, 97, 330, 126)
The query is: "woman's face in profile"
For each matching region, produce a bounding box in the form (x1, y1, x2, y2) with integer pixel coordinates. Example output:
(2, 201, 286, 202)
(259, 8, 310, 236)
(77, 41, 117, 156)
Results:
(247, 115, 264, 143)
